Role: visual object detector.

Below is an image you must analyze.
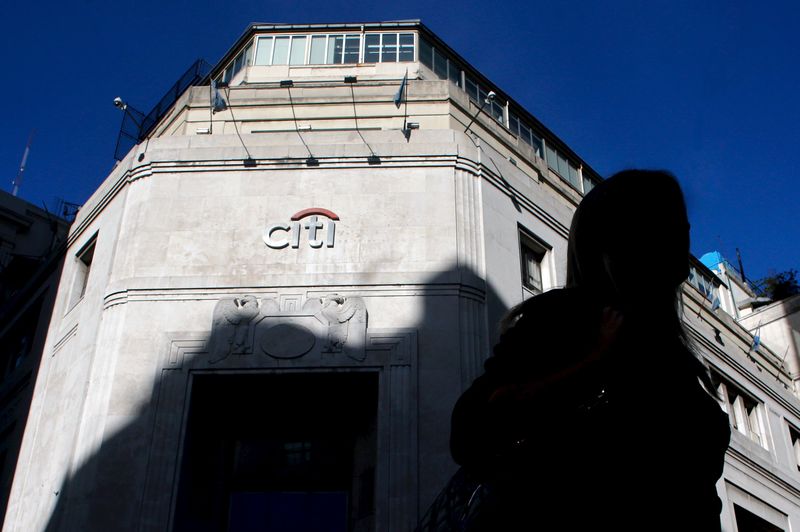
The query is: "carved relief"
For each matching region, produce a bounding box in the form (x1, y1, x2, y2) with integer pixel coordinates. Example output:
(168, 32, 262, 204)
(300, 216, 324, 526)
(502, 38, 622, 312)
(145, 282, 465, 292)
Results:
(208, 295, 261, 363)
(208, 294, 368, 363)
(305, 295, 368, 361)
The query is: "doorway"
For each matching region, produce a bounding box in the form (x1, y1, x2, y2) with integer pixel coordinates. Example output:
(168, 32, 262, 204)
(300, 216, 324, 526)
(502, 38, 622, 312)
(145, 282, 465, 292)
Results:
(172, 372, 378, 532)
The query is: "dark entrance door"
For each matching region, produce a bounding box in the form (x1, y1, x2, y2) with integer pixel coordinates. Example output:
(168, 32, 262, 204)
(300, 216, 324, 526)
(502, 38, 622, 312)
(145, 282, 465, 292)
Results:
(173, 372, 378, 532)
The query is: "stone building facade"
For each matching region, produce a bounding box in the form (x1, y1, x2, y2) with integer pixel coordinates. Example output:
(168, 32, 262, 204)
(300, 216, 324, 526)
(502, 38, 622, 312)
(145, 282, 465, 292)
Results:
(3, 20, 800, 531)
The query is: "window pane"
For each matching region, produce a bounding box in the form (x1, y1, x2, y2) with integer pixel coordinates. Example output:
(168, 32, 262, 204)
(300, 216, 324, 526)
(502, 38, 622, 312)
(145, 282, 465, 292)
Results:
(530, 133, 543, 158)
(583, 176, 595, 193)
(433, 48, 447, 79)
(223, 66, 232, 83)
(491, 100, 504, 122)
(465, 76, 478, 102)
(309, 35, 326, 64)
(568, 163, 580, 188)
(255, 37, 273, 65)
(381, 33, 397, 62)
(329, 35, 344, 64)
(399, 33, 414, 61)
(343, 35, 360, 63)
(243, 43, 253, 67)
(233, 53, 244, 75)
(557, 153, 569, 178)
(419, 37, 433, 68)
(290, 36, 307, 65)
(448, 60, 461, 87)
(509, 113, 520, 135)
(545, 145, 557, 170)
(364, 34, 380, 63)
(273, 36, 290, 65)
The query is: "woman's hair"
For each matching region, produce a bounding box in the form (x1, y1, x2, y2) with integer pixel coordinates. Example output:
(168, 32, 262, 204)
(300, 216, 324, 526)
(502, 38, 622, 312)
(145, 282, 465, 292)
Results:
(564, 169, 716, 394)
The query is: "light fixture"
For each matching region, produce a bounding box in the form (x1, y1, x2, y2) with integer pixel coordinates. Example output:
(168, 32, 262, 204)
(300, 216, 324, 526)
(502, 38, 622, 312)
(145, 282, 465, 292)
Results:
(280, 79, 294, 87)
(406, 122, 420, 130)
(344, 76, 357, 84)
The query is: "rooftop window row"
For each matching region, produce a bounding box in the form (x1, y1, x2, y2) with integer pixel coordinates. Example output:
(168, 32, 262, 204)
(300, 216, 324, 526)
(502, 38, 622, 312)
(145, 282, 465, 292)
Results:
(418, 36, 596, 194)
(217, 29, 599, 194)
(221, 32, 416, 82)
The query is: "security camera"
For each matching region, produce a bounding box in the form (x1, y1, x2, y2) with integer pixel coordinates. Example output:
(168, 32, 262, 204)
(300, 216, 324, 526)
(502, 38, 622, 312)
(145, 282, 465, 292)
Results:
(486, 91, 496, 102)
(113, 97, 127, 110)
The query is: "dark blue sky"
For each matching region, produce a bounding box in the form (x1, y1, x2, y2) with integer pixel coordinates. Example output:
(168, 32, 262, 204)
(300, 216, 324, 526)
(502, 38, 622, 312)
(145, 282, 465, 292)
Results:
(2, 0, 797, 283)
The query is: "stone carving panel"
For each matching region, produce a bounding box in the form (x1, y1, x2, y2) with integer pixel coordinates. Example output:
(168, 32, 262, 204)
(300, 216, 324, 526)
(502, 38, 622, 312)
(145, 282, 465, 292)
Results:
(207, 294, 368, 363)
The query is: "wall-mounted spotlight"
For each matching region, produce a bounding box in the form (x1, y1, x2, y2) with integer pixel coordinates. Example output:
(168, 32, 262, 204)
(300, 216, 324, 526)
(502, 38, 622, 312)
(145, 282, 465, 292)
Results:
(344, 76, 358, 84)
(406, 122, 420, 130)
(280, 79, 294, 87)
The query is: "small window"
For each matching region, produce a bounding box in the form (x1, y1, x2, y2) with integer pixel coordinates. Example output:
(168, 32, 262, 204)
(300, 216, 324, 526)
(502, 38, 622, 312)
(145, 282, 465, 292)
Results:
(255, 36, 274, 65)
(69, 235, 96, 309)
(364, 34, 380, 63)
(343, 35, 360, 63)
(398, 33, 415, 62)
(309, 35, 327, 64)
(734, 504, 785, 532)
(789, 425, 800, 472)
(713, 372, 768, 450)
(519, 230, 548, 295)
(289, 36, 307, 65)
(272, 36, 291, 65)
(419, 37, 433, 68)
(381, 33, 398, 62)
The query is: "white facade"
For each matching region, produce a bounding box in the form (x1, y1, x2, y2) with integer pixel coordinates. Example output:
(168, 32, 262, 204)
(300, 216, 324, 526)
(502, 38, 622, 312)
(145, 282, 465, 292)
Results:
(4, 21, 800, 532)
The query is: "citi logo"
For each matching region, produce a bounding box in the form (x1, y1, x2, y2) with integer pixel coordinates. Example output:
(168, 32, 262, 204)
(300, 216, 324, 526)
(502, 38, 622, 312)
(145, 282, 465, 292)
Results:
(263, 208, 339, 249)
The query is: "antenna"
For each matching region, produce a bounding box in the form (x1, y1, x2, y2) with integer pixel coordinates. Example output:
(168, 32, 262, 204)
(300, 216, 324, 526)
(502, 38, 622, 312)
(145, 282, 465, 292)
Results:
(735, 247, 747, 283)
(12, 130, 35, 197)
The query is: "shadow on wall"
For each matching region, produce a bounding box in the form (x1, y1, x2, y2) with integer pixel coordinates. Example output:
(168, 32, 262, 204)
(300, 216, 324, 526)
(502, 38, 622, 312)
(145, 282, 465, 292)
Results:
(38, 264, 509, 532)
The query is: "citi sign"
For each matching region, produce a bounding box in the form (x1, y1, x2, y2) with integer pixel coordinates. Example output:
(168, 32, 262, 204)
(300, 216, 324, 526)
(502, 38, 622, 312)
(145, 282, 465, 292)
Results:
(263, 208, 338, 249)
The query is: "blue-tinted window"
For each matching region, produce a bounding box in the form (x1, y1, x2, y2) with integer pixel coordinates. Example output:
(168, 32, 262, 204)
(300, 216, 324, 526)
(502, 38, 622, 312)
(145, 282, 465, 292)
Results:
(364, 34, 380, 63)
(343, 35, 360, 63)
(381, 33, 398, 62)
(399, 33, 415, 61)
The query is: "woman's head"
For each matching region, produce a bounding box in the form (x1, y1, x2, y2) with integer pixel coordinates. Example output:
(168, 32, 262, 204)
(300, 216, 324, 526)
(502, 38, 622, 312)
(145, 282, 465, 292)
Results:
(566, 170, 690, 307)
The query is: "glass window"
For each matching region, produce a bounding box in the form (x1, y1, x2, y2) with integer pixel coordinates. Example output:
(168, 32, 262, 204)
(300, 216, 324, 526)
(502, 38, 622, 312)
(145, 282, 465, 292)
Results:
(509, 113, 520, 135)
(465, 76, 478, 102)
(448, 60, 461, 87)
(545, 145, 557, 170)
(243, 43, 253, 67)
(433, 48, 447, 79)
(273, 36, 290, 65)
(520, 231, 547, 295)
(328, 35, 343, 64)
(343, 35, 360, 63)
(255, 36, 273, 65)
(714, 373, 768, 450)
(567, 163, 580, 189)
(583, 175, 595, 194)
(399, 33, 415, 62)
(530, 133, 543, 158)
(790, 425, 800, 472)
(289, 36, 307, 65)
(364, 34, 380, 63)
(556, 152, 569, 178)
(419, 37, 433, 68)
(381, 33, 398, 62)
(490, 100, 504, 123)
(309, 35, 327, 64)
(233, 53, 244, 75)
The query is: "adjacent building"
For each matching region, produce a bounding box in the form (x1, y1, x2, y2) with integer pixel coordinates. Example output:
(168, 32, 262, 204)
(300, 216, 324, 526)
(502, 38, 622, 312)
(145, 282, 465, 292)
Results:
(0, 190, 68, 523)
(3, 20, 800, 531)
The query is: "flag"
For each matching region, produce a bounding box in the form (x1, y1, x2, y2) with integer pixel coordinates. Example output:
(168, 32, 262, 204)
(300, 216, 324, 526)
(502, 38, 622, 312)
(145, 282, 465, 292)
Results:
(394, 70, 408, 109)
(211, 80, 227, 113)
(751, 332, 761, 352)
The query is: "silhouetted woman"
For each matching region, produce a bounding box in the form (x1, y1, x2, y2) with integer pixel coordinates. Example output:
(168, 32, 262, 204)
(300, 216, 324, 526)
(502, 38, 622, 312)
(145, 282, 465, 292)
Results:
(446, 170, 731, 530)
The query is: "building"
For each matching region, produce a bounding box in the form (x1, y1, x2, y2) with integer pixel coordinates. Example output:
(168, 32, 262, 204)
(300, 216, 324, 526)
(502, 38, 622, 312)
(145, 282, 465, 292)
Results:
(4, 20, 800, 531)
(0, 190, 68, 523)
